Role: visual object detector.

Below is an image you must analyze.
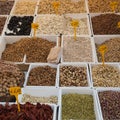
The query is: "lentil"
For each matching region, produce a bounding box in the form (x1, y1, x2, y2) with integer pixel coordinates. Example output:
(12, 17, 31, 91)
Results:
(22, 94, 58, 104)
(63, 37, 93, 62)
(98, 91, 120, 120)
(27, 66, 56, 86)
(62, 93, 96, 119)
(2, 37, 55, 62)
(60, 66, 88, 86)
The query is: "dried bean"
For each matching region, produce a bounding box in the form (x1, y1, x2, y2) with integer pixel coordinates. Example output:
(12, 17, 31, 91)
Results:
(0, 102, 53, 120)
(98, 91, 120, 120)
(0, 1, 14, 15)
(22, 94, 58, 104)
(0, 60, 25, 102)
(38, 0, 86, 14)
(17, 64, 29, 72)
(0, 17, 6, 35)
(12, 0, 37, 15)
(88, 0, 120, 13)
(28, 66, 56, 86)
(5, 16, 33, 35)
(62, 93, 95, 120)
(63, 37, 93, 62)
(96, 38, 120, 62)
(60, 66, 88, 87)
(91, 14, 120, 35)
(92, 65, 120, 87)
(2, 37, 55, 62)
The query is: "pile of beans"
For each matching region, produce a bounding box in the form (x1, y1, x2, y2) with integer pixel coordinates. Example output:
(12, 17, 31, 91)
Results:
(88, 0, 120, 13)
(0, 17, 6, 35)
(63, 37, 93, 62)
(0, 1, 14, 15)
(96, 38, 120, 62)
(62, 93, 95, 119)
(38, 0, 86, 14)
(27, 66, 56, 86)
(2, 37, 55, 62)
(5, 16, 33, 35)
(98, 91, 120, 120)
(0, 102, 53, 120)
(91, 14, 120, 35)
(22, 94, 58, 104)
(12, 0, 37, 15)
(35, 15, 89, 35)
(0, 60, 24, 102)
(60, 66, 88, 87)
(92, 65, 120, 87)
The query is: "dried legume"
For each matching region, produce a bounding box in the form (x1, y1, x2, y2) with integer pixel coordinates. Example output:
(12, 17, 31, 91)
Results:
(27, 66, 56, 86)
(12, 0, 37, 15)
(0, 1, 14, 15)
(62, 93, 96, 119)
(91, 14, 120, 35)
(22, 94, 58, 104)
(98, 91, 120, 120)
(2, 37, 55, 62)
(96, 38, 120, 62)
(63, 37, 93, 62)
(0, 60, 25, 102)
(0, 17, 6, 35)
(38, 0, 86, 14)
(92, 65, 120, 87)
(60, 66, 88, 86)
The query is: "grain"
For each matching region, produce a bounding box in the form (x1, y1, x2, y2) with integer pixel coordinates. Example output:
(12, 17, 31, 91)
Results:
(92, 65, 120, 87)
(63, 37, 93, 62)
(62, 93, 95, 119)
(98, 91, 120, 120)
(12, 0, 37, 15)
(22, 94, 58, 104)
(96, 38, 120, 62)
(0, 60, 24, 102)
(0, 17, 6, 35)
(2, 37, 55, 62)
(88, 0, 120, 13)
(60, 66, 88, 86)
(27, 66, 56, 86)
(91, 14, 120, 35)
(38, 0, 86, 14)
(0, 1, 14, 15)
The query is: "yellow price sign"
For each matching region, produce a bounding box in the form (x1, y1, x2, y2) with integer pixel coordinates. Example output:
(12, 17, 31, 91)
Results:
(71, 19, 79, 41)
(110, 1, 118, 12)
(117, 21, 120, 28)
(52, 1, 60, 14)
(31, 23, 39, 38)
(9, 87, 21, 112)
(98, 45, 107, 66)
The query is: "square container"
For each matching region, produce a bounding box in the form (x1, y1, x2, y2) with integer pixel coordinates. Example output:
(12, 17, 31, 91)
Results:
(89, 63, 120, 88)
(57, 63, 91, 87)
(24, 63, 58, 87)
(58, 88, 101, 120)
(61, 36, 96, 63)
(95, 88, 120, 120)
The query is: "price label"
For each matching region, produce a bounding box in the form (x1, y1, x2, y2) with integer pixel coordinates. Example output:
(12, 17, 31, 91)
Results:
(9, 87, 21, 112)
(31, 23, 39, 38)
(71, 19, 79, 41)
(52, 1, 60, 14)
(98, 45, 107, 66)
(117, 21, 120, 28)
(110, 1, 118, 12)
